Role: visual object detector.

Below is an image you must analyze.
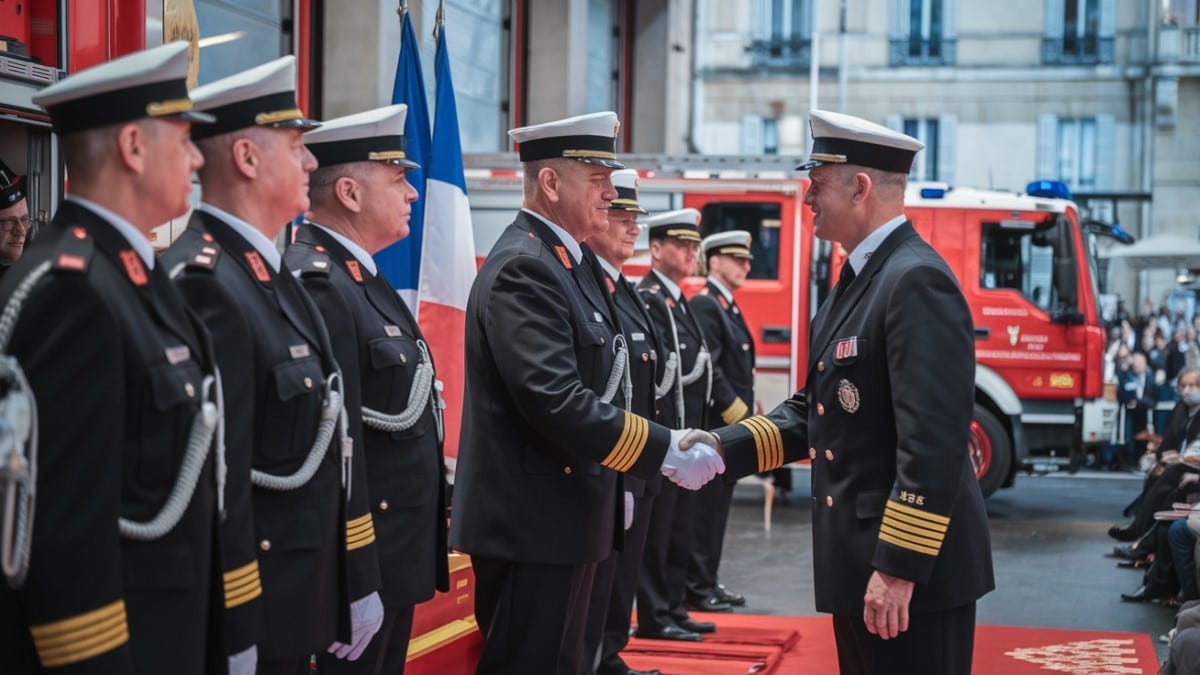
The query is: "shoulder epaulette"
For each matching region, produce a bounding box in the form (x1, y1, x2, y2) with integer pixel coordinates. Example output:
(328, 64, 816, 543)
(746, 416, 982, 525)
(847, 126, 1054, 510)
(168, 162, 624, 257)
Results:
(291, 244, 334, 278)
(51, 226, 95, 274)
(180, 232, 222, 272)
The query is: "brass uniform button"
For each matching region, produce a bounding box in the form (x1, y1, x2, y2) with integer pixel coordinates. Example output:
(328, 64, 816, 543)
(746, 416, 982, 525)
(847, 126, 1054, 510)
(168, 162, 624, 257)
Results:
(817, 403, 825, 415)
(400, 353, 407, 364)
(304, 377, 313, 389)
(826, 496, 833, 508)
(564, 466, 573, 475)
(641, 353, 649, 362)
(259, 539, 271, 552)
(817, 361, 825, 372)
(825, 449, 834, 461)
(379, 500, 389, 511)
(184, 382, 195, 398)
(808, 448, 817, 460)
(600, 337, 606, 346)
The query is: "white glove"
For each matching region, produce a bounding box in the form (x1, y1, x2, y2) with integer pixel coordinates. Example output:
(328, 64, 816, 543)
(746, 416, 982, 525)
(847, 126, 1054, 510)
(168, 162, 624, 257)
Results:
(227, 644, 257, 675)
(624, 490, 634, 530)
(661, 429, 725, 490)
(328, 591, 384, 660)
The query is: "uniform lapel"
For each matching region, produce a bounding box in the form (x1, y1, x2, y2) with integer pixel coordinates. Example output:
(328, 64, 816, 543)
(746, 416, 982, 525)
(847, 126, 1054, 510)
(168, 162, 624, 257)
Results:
(808, 222, 918, 372)
(618, 277, 653, 336)
(300, 223, 414, 330)
(68, 201, 201, 355)
(518, 212, 617, 330)
(197, 210, 324, 353)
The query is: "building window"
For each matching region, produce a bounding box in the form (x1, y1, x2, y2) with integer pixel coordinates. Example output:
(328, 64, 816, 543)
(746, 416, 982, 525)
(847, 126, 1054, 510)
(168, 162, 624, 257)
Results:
(980, 219, 1063, 313)
(585, 0, 618, 114)
(194, 1, 291, 85)
(903, 119, 939, 181)
(887, 114, 955, 184)
(698, 202, 782, 281)
(889, 0, 956, 65)
(421, 0, 507, 152)
(1037, 114, 1114, 192)
(1043, 0, 1114, 64)
(749, 0, 812, 68)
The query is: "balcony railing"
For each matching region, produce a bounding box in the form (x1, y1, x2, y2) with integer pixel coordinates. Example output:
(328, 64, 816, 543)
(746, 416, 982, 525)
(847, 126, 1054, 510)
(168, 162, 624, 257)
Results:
(746, 38, 812, 69)
(1158, 25, 1200, 64)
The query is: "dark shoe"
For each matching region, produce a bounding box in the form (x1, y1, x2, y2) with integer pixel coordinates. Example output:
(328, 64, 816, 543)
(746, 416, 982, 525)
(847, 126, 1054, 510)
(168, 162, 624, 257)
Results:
(1108, 524, 1140, 542)
(1111, 544, 1150, 561)
(1121, 585, 1151, 602)
(622, 670, 661, 675)
(715, 584, 746, 607)
(1116, 558, 1151, 569)
(686, 596, 733, 612)
(634, 625, 702, 642)
(678, 618, 716, 634)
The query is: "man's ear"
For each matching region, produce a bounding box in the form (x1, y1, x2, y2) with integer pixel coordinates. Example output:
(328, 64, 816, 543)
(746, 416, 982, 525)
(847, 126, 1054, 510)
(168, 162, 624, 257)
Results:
(538, 166, 561, 203)
(852, 171, 872, 205)
(230, 137, 260, 180)
(115, 123, 146, 175)
(335, 175, 363, 213)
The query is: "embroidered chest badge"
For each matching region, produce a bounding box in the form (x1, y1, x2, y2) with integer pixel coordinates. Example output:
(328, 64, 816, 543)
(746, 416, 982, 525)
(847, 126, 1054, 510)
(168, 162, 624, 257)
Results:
(837, 379, 860, 413)
(835, 336, 858, 360)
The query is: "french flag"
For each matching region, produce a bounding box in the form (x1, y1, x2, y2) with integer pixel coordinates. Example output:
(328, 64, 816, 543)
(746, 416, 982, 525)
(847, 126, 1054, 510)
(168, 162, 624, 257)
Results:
(378, 8, 430, 311)
(387, 12, 476, 462)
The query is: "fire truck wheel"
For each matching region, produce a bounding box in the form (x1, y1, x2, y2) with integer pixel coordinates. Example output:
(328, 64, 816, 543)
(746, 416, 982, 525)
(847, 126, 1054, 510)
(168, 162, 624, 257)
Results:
(971, 405, 1010, 498)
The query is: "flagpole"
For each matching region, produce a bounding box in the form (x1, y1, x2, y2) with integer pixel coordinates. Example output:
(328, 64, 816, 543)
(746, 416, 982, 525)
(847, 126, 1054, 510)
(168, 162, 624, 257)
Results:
(434, 0, 444, 40)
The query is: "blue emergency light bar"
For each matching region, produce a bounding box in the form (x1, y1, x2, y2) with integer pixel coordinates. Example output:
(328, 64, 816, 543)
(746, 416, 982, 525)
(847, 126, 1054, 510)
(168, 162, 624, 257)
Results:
(1026, 180, 1073, 200)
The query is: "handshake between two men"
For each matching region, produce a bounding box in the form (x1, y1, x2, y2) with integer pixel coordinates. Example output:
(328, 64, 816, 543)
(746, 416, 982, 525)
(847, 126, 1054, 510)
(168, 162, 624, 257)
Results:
(661, 429, 726, 490)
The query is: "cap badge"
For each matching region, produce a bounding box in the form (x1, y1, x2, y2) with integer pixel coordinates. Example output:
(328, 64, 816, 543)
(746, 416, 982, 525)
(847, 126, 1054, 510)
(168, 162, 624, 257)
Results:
(837, 379, 860, 414)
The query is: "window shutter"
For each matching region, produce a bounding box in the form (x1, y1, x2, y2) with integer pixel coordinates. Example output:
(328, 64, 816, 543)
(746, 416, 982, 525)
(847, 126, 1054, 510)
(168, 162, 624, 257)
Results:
(889, 0, 909, 40)
(1095, 113, 1115, 190)
(1036, 114, 1058, 180)
(937, 113, 957, 185)
(741, 115, 765, 155)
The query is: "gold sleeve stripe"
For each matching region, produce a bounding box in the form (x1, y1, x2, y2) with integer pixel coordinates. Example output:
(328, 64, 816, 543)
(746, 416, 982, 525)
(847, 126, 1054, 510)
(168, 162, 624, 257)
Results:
(879, 526, 942, 556)
(347, 513, 373, 530)
(885, 500, 951, 526)
(882, 516, 946, 543)
(721, 398, 749, 425)
(878, 528, 940, 554)
(31, 600, 129, 668)
(225, 576, 263, 609)
(347, 516, 375, 537)
(347, 530, 377, 551)
(883, 508, 948, 537)
(740, 416, 783, 472)
(602, 412, 648, 473)
(223, 560, 259, 586)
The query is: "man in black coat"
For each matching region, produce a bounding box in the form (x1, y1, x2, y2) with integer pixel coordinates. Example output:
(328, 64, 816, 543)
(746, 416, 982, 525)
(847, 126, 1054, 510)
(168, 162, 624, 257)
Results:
(162, 57, 382, 675)
(686, 230, 758, 611)
(448, 112, 723, 674)
(284, 103, 450, 674)
(635, 209, 725, 640)
(0, 157, 30, 277)
(685, 110, 994, 675)
(581, 169, 665, 675)
(0, 42, 229, 673)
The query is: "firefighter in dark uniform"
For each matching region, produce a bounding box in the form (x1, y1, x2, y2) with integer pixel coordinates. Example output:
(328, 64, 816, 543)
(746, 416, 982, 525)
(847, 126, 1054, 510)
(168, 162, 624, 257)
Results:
(0, 42, 231, 673)
(685, 230, 756, 612)
(161, 57, 383, 674)
(581, 169, 666, 675)
(448, 112, 724, 674)
(635, 209, 723, 641)
(685, 110, 994, 675)
(284, 104, 450, 674)
(0, 158, 30, 277)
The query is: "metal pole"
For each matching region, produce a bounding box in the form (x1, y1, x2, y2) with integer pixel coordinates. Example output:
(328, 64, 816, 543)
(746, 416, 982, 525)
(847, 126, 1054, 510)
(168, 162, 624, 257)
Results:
(808, 0, 821, 142)
(837, 0, 848, 112)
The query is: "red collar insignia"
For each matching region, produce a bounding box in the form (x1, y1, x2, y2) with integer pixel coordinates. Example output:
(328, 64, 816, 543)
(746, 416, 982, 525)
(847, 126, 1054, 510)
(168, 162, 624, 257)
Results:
(119, 250, 148, 286)
(345, 259, 364, 283)
(244, 251, 271, 283)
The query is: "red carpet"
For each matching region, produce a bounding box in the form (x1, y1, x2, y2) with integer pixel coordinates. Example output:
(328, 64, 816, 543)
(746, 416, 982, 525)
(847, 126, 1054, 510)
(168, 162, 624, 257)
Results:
(625, 613, 1161, 675)
(406, 610, 1161, 674)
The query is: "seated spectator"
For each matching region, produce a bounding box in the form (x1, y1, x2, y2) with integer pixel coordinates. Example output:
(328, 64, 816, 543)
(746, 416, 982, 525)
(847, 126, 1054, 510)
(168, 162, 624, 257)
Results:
(1120, 353, 1159, 464)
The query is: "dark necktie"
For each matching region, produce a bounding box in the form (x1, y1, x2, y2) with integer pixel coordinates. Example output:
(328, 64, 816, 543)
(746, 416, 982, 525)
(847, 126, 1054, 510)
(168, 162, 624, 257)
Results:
(832, 264, 856, 307)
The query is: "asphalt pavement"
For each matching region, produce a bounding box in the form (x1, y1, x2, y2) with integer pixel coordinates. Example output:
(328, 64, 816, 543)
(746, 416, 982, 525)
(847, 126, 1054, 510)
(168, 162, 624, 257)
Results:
(717, 467, 1179, 662)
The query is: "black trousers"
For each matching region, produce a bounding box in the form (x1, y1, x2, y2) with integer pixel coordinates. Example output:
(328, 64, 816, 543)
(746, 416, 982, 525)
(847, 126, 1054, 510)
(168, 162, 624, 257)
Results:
(637, 483, 694, 632)
(686, 477, 735, 603)
(472, 556, 598, 675)
(582, 493, 656, 675)
(317, 605, 415, 675)
(259, 657, 313, 675)
(831, 603, 976, 675)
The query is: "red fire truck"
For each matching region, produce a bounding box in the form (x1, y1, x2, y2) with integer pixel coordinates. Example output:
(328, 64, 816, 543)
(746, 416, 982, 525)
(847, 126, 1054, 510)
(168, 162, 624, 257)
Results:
(464, 154, 1122, 497)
